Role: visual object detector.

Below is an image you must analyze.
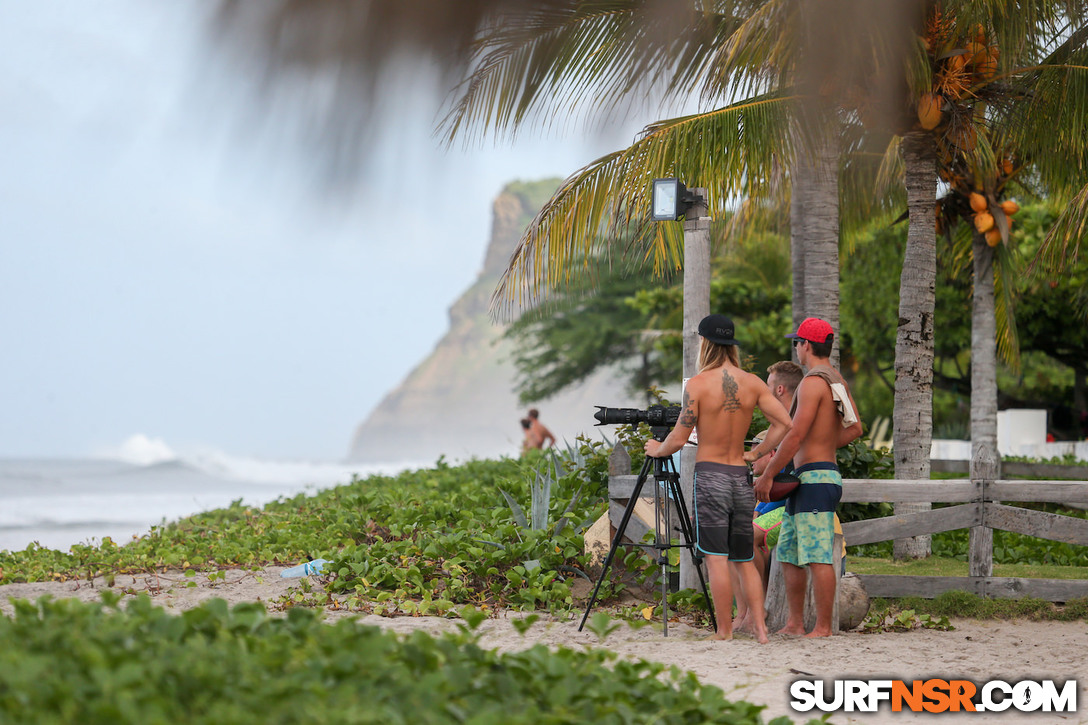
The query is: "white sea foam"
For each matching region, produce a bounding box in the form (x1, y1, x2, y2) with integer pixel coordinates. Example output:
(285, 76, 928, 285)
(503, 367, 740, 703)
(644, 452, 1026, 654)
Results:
(0, 438, 427, 553)
(104, 434, 178, 466)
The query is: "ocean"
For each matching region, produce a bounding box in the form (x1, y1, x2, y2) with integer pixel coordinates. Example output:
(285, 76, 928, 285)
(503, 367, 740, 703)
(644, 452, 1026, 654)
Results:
(0, 450, 420, 554)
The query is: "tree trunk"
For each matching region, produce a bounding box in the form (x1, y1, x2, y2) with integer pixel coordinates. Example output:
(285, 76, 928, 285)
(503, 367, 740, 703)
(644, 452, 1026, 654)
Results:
(791, 167, 808, 341)
(969, 233, 997, 574)
(970, 234, 998, 464)
(892, 132, 936, 560)
(791, 129, 840, 368)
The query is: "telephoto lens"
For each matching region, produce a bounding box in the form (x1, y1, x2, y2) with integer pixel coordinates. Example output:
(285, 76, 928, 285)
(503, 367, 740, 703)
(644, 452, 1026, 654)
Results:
(593, 404, 681, 427)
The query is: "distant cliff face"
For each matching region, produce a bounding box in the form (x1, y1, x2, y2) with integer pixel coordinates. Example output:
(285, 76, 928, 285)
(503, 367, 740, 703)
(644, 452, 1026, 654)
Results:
(347, 180, 641, 464)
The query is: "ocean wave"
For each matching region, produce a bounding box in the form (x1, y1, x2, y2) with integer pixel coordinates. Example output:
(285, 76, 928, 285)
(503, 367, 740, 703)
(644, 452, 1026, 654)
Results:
(98, 434, 177, 466)
(94, 434, 424, 486)
(2, 440, 432, 552)
(184, 450, 419, 486)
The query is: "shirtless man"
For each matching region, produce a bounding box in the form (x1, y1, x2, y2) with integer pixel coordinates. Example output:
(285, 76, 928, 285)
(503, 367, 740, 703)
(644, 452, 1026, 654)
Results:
(520, 418, 542, 455)
(644, 314, 792, 643)
(753, 318, 863, 637)
(527, 409, 556, 449)
(732, 360, 803, 633)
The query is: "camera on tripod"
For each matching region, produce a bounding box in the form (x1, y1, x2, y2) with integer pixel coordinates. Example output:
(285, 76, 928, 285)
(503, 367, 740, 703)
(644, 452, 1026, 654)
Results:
(581, 402, 715, 635)
(593, 404, 681, 428)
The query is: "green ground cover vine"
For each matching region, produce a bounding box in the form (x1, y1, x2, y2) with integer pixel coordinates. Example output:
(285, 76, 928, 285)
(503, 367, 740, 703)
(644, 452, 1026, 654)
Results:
(0, 594, 800, 725)
(0, 443, 633, 616)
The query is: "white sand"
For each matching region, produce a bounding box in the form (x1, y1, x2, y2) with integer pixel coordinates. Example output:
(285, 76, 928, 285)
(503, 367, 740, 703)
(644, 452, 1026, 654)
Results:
(2, 568, 1086, 724)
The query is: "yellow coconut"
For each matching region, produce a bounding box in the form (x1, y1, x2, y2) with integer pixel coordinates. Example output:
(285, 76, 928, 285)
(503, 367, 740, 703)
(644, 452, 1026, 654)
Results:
(966, 42, 987, 65)
(948, 53, 969, 72)
(974, 23, 987, 44)
(1000, 199, 1020, 215)
(1001, 158, 1015, 175)
(969, 192, 988, 213)
(974, 211, 995, 233)
(917, 93, 943, 130)
(976, 49, 998, 79)
(954, 124, 977, 151)
(985, 228, 1002, 247)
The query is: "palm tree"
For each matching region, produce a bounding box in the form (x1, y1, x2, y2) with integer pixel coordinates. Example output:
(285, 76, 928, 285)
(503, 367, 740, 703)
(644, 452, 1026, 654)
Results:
(932, 12, 1088, 561)
(835, 4, 1088, 558)
(212, 2, 1088, 565)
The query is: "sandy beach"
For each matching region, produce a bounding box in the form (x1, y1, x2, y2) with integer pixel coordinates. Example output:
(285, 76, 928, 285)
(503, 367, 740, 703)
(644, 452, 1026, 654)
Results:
(2, 567, 1086, 724)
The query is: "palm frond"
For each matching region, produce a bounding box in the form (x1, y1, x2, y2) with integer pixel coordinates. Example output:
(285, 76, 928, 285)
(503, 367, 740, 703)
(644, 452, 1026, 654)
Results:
(944, 204, 1020, 367)
(490, 91, 798, 317)
(839, 131, 905, 250)
(704, 0, 797, 101)
(1040, 180, 1088, 266)
(992, 239, 1022, 369)
(440, 1, 759, 145)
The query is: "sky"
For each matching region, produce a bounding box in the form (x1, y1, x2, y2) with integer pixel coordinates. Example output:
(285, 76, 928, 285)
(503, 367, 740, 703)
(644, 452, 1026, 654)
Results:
(0, 1, 655, 462)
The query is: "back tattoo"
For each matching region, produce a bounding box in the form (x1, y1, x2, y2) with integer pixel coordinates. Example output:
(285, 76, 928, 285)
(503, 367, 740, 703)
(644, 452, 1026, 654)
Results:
(720, 370, 741, 412)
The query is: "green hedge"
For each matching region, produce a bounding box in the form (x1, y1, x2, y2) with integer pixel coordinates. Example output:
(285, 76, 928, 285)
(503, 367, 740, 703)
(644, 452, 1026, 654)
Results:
(0, 595, 793, 725)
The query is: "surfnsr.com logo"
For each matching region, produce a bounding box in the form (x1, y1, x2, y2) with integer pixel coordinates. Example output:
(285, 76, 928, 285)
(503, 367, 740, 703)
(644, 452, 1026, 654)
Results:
(790, 678, 1077, 714)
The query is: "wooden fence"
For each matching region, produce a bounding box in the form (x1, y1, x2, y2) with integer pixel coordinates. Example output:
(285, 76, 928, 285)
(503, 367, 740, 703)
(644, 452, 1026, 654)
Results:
(605, 445, 1088, 603)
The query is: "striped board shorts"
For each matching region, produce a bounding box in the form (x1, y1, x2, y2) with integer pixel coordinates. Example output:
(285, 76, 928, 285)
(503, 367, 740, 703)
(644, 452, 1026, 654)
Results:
(693, 461, 754, 561)
(777, 462, 842, 566)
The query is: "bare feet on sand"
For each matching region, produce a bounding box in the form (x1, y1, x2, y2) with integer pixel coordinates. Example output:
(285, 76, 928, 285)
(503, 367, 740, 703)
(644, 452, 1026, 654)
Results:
(708, 631, 733, 641)
(777, 623, 807, 636)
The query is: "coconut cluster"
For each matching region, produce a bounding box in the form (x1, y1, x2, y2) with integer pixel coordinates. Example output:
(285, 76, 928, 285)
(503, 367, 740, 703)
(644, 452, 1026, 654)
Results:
(923, 8, 1019, 248)
(917, 18, 999, 139)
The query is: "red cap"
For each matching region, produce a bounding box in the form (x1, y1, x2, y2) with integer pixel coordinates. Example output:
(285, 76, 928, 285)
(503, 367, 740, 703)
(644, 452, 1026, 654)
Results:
(786, 317, 833, 343)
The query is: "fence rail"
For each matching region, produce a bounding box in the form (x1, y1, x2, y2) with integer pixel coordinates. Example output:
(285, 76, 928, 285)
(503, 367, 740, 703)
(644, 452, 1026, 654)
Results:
(840, 458, 1088, 601)
(605, 446, 1088, 603)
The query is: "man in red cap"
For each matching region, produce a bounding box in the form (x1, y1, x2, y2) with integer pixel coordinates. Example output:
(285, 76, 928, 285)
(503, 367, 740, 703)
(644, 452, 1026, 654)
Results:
(644, 314, 792, 643)
(753, 317, 863, 637)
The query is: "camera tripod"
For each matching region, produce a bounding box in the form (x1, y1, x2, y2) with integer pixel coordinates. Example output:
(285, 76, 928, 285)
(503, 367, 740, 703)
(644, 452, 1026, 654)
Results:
(578, 428, 716, 636)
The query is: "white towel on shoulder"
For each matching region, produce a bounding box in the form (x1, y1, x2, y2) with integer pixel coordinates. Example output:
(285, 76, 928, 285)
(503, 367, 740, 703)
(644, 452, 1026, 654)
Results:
(829, 382, 859, 428)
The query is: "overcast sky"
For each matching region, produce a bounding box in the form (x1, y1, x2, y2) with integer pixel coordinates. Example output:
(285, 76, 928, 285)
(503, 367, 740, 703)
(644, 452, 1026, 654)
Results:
(0, 1, 660, 461)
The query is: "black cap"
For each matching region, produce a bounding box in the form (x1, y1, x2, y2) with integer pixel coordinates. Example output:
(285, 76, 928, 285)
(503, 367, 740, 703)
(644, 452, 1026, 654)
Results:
(698, 314, 739, 346)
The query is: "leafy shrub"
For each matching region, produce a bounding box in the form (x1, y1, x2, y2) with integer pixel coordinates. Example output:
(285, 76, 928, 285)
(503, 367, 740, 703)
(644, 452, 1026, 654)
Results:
(0, 595, 786, 725)
(0, 456, 621, 613)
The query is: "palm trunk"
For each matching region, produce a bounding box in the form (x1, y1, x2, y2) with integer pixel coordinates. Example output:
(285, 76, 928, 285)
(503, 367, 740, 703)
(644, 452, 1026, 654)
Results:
(791, 130, 841, 368)
(893, 132, 936, 560)
(970, 235, 998, 459)
(969, 232, 997, 574)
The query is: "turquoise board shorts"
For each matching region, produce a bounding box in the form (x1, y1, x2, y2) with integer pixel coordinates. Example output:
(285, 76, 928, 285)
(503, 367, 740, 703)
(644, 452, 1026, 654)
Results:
(776, 462, 842, 566)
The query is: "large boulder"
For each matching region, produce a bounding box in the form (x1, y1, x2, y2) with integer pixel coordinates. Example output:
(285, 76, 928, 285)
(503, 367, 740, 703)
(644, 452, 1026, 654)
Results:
(838, 572, 871, 630)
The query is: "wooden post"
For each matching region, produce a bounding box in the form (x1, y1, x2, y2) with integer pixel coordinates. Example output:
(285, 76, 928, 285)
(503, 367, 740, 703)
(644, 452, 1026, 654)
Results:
(679, 189, 710, 591)
(969, 443, 996, 588)
(608, 443, 631, 478)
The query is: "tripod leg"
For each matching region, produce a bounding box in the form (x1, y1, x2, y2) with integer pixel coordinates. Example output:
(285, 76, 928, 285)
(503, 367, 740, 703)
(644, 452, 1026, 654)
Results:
(653, 463, 670, 637)
(666, 474, 718, 633)
(578, 457, 651, 632)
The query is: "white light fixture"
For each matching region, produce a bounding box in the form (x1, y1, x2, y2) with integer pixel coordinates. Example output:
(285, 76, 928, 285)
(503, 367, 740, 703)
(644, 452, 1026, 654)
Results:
(651, 178, 698, 221)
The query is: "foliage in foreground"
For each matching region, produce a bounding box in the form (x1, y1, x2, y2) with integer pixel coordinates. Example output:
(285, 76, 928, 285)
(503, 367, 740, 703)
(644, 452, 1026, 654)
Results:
(0, 594, 797, 725)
